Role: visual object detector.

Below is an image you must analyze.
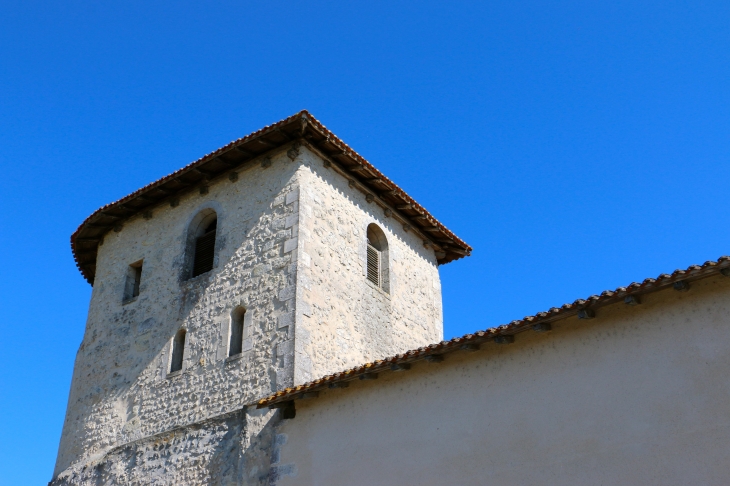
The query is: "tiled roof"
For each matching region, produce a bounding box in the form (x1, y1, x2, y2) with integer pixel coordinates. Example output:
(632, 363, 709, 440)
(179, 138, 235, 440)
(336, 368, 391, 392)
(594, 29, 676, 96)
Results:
(71, 110, 472, 285)
(256, 255, 730, 408)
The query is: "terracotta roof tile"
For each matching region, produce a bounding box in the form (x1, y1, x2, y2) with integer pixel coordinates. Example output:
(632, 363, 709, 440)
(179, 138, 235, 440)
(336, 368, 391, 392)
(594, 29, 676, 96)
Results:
(256, 255, 730, 408)
(71, 110, 471, 284)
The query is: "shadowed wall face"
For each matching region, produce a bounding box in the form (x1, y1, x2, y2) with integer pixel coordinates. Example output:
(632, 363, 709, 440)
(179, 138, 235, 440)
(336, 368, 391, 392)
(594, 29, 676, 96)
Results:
(54, 151, 302, 476)
(49, 409, 291, 486)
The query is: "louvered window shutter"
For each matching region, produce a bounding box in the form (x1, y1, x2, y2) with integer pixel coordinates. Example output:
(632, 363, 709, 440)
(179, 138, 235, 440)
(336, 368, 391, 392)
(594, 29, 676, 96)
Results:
(192, 230, 216, 277)
(367, 243, 380, 287)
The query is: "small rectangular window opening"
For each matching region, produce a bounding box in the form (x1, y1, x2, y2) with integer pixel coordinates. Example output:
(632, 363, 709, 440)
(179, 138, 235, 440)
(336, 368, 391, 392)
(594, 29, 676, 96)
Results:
(170, 330, 186, 374)
(367, 244, 380, 287)
(229, 309, 245, 357)
(192, 220, 217, 278)
(123, 261, 143, 302)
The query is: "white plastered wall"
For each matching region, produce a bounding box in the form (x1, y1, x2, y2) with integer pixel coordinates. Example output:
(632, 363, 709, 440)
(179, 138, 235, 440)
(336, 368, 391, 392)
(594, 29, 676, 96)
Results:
(276, 275, 730, 485)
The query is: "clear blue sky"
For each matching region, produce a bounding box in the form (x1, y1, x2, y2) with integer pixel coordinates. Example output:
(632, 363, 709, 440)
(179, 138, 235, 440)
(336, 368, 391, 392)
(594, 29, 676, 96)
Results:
(1, 1, 728, 483)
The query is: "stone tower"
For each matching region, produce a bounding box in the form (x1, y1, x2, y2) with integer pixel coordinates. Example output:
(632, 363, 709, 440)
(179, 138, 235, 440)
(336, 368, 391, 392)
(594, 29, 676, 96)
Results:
(52, 111, 471, 485)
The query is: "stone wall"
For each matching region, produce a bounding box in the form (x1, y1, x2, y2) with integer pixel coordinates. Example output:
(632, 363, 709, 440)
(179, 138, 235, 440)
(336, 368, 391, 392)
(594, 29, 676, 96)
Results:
(51, 408, 296, 486)
(293, 147, 443, 382)
(55, 149, 302, 477)
(53, 143, 448, 483)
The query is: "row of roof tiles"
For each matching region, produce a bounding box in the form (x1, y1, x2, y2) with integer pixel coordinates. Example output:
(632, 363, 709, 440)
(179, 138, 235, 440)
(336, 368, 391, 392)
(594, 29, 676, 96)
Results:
(257, 255, 730, 408)
(71, 110, 472, 284)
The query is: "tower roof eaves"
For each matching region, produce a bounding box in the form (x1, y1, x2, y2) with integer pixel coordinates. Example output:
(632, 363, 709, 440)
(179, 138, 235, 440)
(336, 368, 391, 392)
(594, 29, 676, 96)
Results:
(71, 110, 472, 285)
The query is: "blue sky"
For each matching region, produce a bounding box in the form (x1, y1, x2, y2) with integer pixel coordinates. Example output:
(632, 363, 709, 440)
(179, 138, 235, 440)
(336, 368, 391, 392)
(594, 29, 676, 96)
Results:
(1, 1, 728, 483)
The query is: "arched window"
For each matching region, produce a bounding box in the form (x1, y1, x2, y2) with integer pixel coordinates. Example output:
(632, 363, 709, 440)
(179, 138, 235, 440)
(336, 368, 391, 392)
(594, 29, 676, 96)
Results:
(366, 224, 390, 293)
(186, 210, 217, 279)
(229, 307, 246, 357)
(170, 329, 186, 373)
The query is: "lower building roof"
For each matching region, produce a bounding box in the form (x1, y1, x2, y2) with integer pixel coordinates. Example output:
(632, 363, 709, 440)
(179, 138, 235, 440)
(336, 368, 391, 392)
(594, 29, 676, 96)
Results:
(257, 254, 730, 409)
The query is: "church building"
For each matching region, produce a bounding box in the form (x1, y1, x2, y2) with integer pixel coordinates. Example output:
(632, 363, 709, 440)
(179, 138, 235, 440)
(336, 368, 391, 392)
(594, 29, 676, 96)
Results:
(52, 111, 730, 485)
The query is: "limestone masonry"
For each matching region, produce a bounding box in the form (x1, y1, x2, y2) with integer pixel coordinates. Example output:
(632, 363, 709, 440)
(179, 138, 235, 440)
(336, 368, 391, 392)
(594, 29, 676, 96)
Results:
(53, 112, 730, 485)
(53, 113, 454, 485)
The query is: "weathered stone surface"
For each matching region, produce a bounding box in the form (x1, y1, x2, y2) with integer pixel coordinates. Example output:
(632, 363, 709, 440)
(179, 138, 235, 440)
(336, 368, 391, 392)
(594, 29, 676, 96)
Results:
(51, 409, 292, 486)
(53, 145, 444, 484)
(293, 148, 443, 382)
(54, 151, 301, 478)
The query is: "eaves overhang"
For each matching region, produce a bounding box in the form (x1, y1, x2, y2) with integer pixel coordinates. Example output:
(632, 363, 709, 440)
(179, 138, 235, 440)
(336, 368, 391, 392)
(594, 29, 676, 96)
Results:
(71, 110, 472, 285)
(256, 255, 730, 409)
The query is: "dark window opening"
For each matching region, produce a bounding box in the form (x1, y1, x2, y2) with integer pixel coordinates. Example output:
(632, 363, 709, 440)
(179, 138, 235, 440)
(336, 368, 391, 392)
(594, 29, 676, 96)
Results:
(170, 329, 186, 373)
(229, 307, 245, 357)
(123, 261, 143, 301)
(192, 218, 217, 278)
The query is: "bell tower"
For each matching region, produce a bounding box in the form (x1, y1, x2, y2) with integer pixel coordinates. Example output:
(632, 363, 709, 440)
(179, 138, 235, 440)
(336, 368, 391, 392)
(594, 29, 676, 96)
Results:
(52, 111, 470, 484)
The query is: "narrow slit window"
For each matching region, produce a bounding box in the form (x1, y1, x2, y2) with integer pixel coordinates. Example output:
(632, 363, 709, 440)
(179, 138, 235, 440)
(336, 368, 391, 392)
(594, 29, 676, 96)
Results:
(192, 218, 217, 278)
(229, 307, 245, 357)
(170, 329, 186, 373)
(123, 261, 143, 301)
